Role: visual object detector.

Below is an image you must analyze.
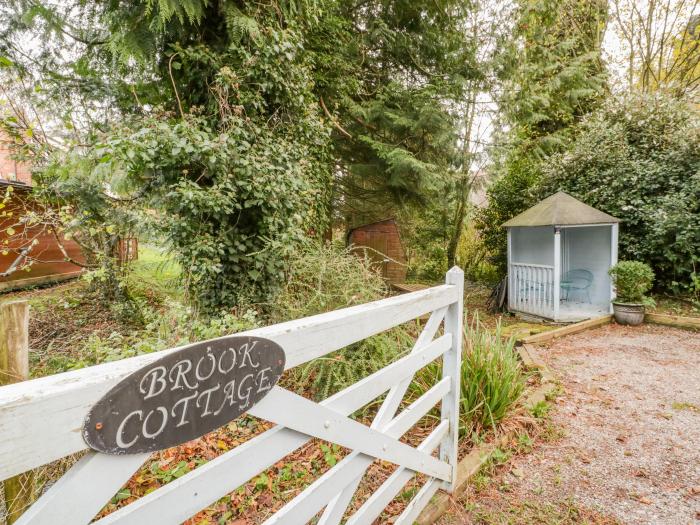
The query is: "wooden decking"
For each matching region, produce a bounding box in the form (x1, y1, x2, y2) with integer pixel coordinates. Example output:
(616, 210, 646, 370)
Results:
(391, 282, 431, 293)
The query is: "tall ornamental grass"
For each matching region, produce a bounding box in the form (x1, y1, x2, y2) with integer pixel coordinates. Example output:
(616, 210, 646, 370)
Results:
(459, 318, 525, 437)
(411, 316, 525, 438)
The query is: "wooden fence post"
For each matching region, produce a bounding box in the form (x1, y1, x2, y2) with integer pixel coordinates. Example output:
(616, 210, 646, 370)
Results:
(0, 300, 34, 524)
(440, 266, 464, 492)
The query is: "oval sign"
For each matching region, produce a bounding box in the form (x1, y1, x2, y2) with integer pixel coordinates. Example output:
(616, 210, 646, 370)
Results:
(83, 336, 285, 455)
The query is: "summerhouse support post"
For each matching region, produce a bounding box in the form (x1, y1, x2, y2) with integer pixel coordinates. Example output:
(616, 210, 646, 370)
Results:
(0, 300, 34, 524)
(610, 223, 619, 311)
(506, 228, 512, 310)
(440, 266, 464, 492)
(553, 228, 561, 321)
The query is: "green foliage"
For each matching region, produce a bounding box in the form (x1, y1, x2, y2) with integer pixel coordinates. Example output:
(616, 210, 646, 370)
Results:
(271, 241, 412, 401)
(33, 299, 259, 377)
(456, 222, 499, 284)
(103, 111, 330, 310)
(400, 205, 450, 282)
(326, 2, 477, 218)
(478, 0, 607, 273)
(1, 0, 480, 309)
(412, 317, 526, 438)
(127, 245, 182, 301)
(401, 203, 499, 285)
(458, 318, 525, 437)
(540, 94, 700, 293)
(0, 141, 142, 303)
(498, 0, 608, 158)
(609, 261, 655, 305)
(529, 400, 551, 419)
(476, 161, 541, 274)
(287, 328, 413, 402)
(270, 241, 387, 322)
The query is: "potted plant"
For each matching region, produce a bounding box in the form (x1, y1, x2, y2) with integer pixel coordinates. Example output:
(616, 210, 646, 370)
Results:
(608, 261, 655, 325)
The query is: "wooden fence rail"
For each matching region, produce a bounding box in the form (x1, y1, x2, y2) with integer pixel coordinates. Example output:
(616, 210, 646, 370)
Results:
(0, 268, 465, 525)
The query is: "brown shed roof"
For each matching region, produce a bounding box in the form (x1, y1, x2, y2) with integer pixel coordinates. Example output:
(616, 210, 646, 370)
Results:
(503, 192, 620, 227)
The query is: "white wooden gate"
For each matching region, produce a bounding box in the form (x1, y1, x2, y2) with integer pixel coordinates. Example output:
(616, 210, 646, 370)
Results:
(0, 268, 464, 525)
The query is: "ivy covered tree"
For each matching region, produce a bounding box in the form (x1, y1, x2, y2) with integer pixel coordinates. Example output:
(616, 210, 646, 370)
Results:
(1, 1, 336, 309)
(1, 0, 479, 307)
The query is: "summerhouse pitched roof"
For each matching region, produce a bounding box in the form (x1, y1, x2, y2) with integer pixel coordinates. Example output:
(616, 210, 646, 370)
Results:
(503, 192, 620, 227)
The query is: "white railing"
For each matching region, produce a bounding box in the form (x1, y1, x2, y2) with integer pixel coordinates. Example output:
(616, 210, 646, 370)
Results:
(0, 268, 464, 525)
(509, 262, 555, 318)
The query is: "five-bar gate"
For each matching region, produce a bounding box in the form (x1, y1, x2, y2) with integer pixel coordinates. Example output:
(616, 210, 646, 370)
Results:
(0, 267, 464, 524)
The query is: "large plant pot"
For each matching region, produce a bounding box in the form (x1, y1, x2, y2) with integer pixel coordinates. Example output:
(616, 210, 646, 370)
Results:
(612, 302, 645, 326)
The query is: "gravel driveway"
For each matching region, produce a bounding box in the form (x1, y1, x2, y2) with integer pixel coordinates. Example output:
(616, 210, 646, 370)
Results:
(441, 323, 700, 524)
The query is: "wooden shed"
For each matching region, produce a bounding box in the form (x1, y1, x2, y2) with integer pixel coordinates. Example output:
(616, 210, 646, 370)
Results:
(0, 180, 87, 291)
(347, 219, 407, 284)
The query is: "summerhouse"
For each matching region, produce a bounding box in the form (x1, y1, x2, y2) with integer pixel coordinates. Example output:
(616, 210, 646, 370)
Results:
(503, 192, 620, 322)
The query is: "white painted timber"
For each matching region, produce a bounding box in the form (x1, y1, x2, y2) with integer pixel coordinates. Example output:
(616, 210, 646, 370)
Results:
(610, 223, 619, 311)
(511, 263, 554, 318)
(553, 229, 561, 320)
(88, 336, 452, 525)
(5, 270, 464, 525)
(0, 284, 458, 480)
(318, 306, 447, 525)
(440, 267, 464, 492)
(345, 421, 448, 525)
(263, 379, 450, 525)
(16, 452, 150, 525)
(394, 477, 442, 525)
(507, 228, 513, 310)
(249, 388, 451, 480)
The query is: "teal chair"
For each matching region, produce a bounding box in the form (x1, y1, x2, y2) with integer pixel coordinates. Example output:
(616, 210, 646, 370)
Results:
(560, 269, 593, 302)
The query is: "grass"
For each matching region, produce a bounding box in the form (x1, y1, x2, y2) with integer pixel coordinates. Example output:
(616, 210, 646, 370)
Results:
(651, 293, 700, 317)
(671, 401, 700, 413)
(127, 244, 182, 301)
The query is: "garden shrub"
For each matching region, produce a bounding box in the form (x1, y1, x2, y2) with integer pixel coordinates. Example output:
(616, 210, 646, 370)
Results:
(456, 222, 499, 284)
(609, 261, 655, 305)
(475, 158, 542, 275)
(540, 93, 700, 293)
(286, 328, 414, 402)
(32, 302, 260, 377)
(107, 113, 331, 312)
(272, 241, 416, 401)
(458, 318, 525, 437)
(270, 241, 388, 322)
